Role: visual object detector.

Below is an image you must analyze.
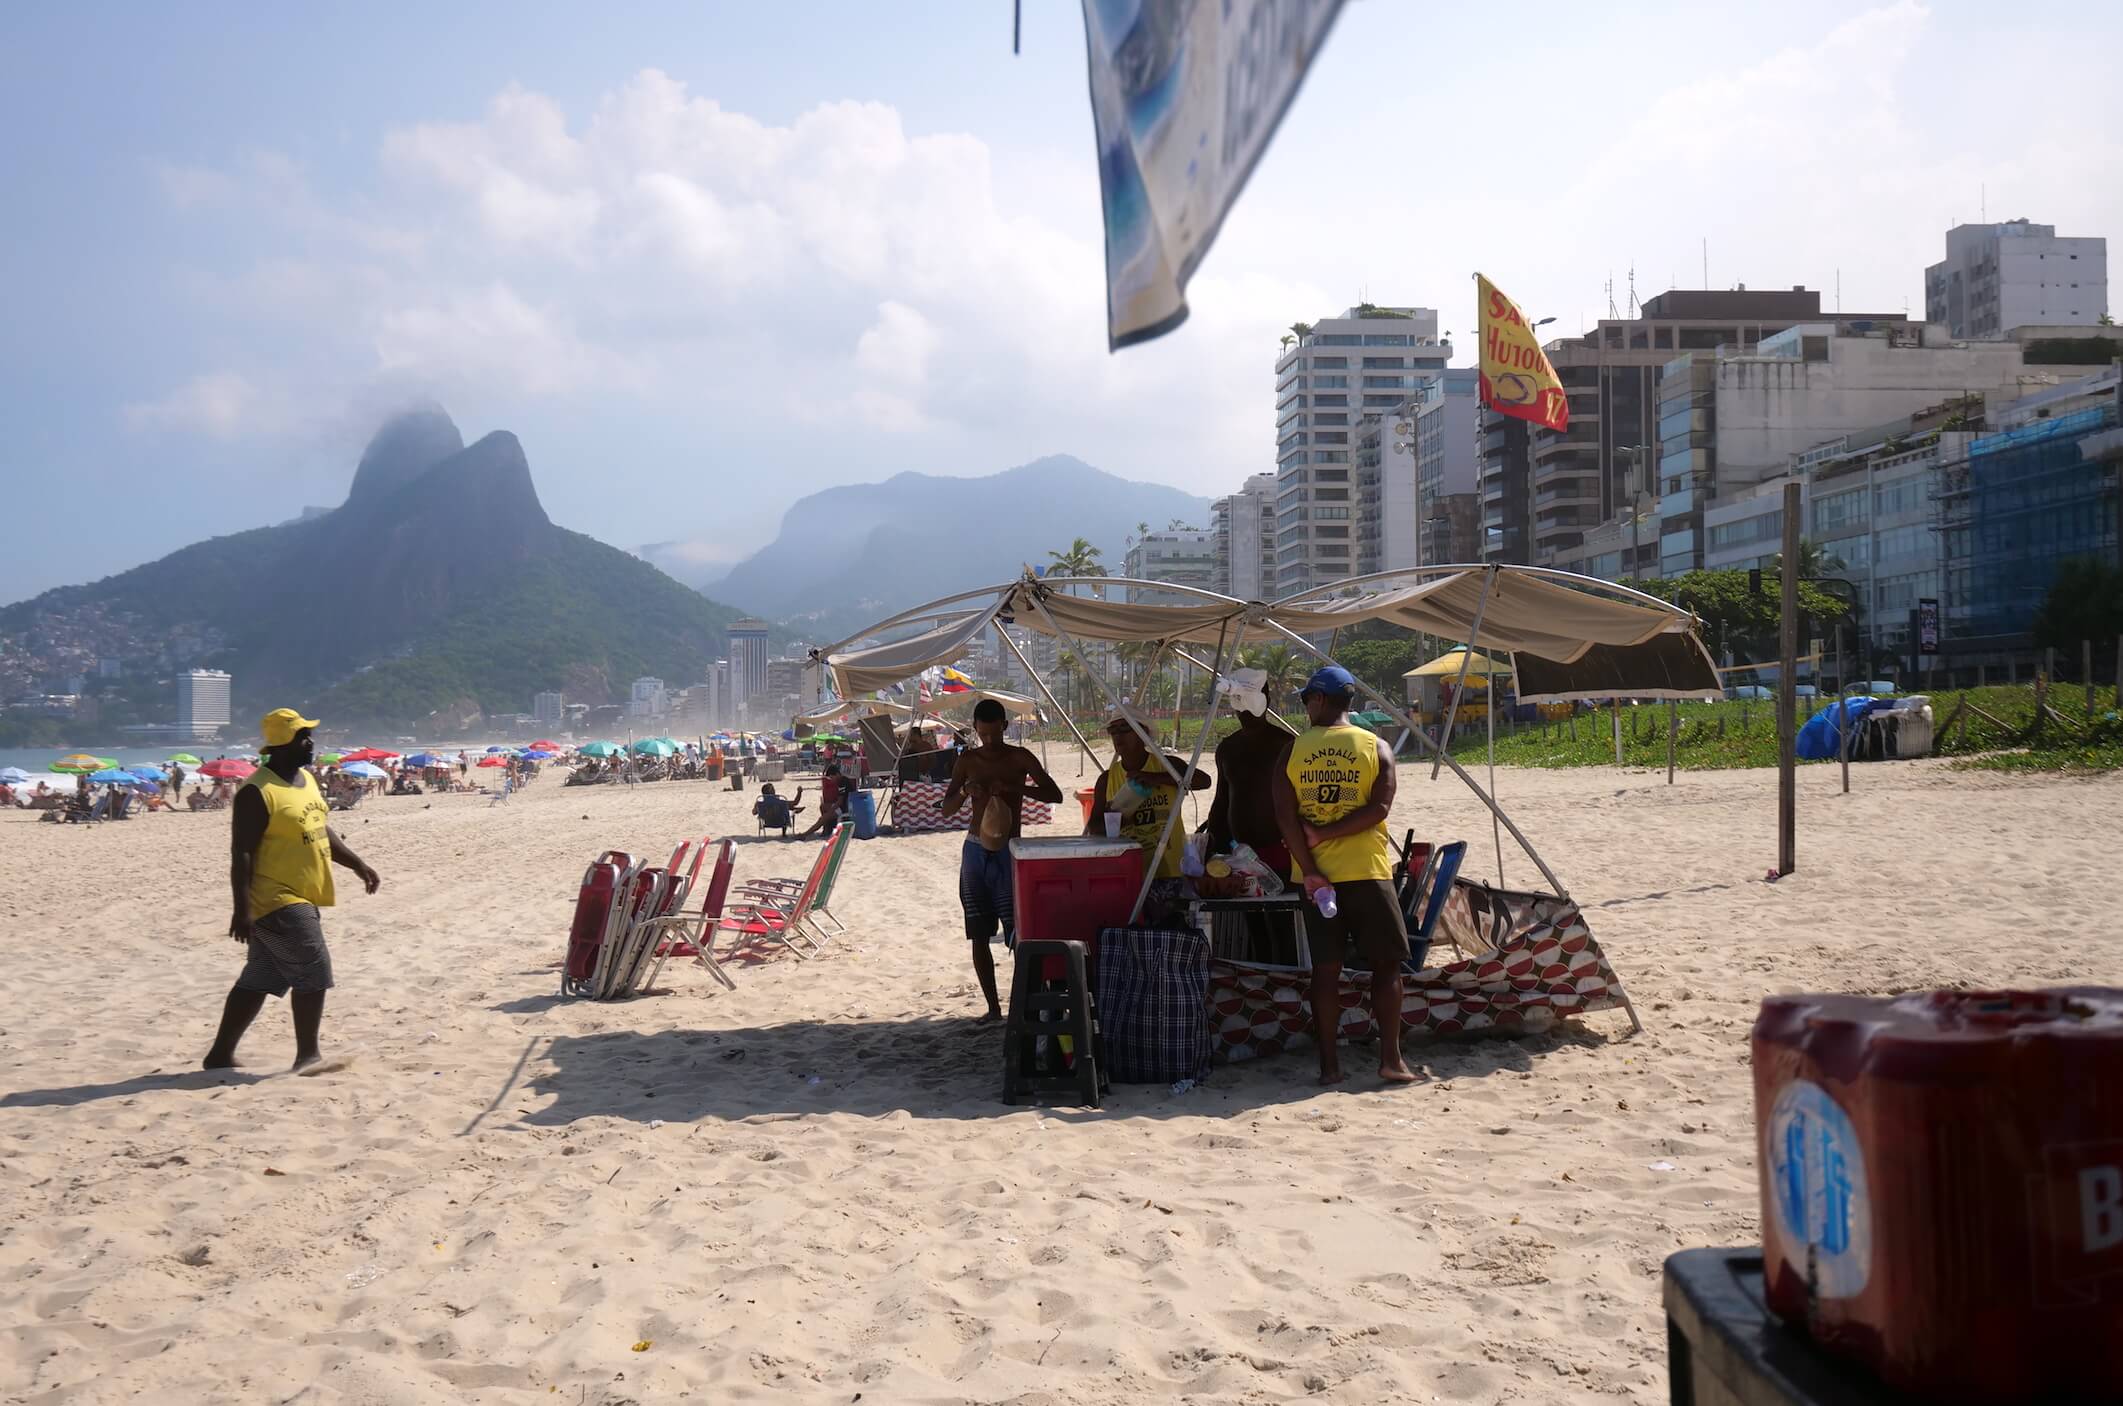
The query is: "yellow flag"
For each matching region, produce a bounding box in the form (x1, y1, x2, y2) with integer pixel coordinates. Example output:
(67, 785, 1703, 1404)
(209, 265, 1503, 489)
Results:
(1476, 274, 1568, 432)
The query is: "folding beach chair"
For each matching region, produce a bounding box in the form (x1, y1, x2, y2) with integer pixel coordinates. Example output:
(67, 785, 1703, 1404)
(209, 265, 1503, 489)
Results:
(720, 825, 842, 959)
(740, 822, 853, 936)
(1400, 840, 1467, 971)
(604, 839, 708, 998)
(637, 839, 739, 991)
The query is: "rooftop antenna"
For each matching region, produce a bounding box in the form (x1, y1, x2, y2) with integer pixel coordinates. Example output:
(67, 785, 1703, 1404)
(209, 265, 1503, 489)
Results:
(1701, 237, 1709, 289)
(1013, 0, 1021, 53)
(1605, 274, 1618, 320)
(1627, 265, 1640, 318)
(1836, 269, 1842, 313)
(1980, 182, 1986, 223)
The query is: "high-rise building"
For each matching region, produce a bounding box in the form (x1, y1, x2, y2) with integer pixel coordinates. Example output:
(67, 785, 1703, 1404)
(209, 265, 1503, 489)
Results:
(532, 691, 565, 730)
(175, 669, 231, 739)
(704, 660, 732, 730)
(1414, 369, 1482, 567)
(1351, 407, 1422, 574)
(1210, 473, 1278, 600)
(1274, 307, 1449, 595)
(1651, 320, 2028, 576)
(627, 676, 667, 718)
(1480, 288, 1881, 569)
(1926, 220, 2108, 339)
(1122, 527, 1217, 604)
(728, 618, 771, 704)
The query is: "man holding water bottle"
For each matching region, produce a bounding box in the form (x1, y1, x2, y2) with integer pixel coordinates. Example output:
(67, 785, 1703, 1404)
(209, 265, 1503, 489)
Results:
(1274, 665, 1418, 1086)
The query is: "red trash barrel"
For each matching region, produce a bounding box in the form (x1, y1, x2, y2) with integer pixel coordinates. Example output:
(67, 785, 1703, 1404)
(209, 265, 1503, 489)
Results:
(1752, 989, 2123, 1402)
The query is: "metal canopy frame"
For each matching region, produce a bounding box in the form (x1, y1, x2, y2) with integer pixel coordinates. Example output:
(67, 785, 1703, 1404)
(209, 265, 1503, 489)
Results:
(817, 565, 1711, 907)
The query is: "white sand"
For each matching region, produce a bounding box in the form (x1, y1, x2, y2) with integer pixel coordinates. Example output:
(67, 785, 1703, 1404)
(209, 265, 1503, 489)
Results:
(2, 758, 2118, 1402)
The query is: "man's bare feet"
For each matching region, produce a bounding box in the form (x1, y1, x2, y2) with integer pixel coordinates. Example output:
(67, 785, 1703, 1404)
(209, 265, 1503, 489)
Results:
(1317, 1065, 1347, 1086)
(976, 1007, 1002, 1025)
(1378, 1062, 1425, 1085)
(201, 1055, 242, 1071)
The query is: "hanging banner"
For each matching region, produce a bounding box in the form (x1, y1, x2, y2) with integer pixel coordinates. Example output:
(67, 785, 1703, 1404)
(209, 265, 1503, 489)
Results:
(1082, 0, 1345, 350)
(1476, 273, 1569, 432)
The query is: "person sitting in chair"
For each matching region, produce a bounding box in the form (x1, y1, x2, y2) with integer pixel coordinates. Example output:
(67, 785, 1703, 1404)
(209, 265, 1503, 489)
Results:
(800, 764, 847, 837)
(752, 783, 806, 835)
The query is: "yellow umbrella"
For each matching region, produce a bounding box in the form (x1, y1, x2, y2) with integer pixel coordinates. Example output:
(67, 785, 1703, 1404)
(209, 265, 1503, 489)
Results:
(1403, 647, 1512, 680)
(49, 753, 104, 773)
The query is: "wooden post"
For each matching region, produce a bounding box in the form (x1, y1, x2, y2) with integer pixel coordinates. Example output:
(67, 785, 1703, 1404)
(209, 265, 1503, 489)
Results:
(1612, 699, 1623, 765)
(2116, 633, 2122, 713)
(1777, 482, 1800, 876)
(1667, 700, 1677, 785)
(2085, 640, 2096, 718)
(1977, 661, 1987, 690)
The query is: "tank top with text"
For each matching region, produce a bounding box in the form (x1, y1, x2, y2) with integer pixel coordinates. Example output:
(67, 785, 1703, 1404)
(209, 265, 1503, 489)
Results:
(1285, 723, 1392, 883)
(243, 768, 335, 916)
(1104, 758, 1183, 879)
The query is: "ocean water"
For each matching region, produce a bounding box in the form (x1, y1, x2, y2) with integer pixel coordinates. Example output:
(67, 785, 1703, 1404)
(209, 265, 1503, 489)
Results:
(0, 741, 495, 776)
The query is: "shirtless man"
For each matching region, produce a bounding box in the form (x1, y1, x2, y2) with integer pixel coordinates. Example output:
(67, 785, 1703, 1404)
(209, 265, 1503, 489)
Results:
(1201, 668, 1295, 873)
(938, 698, 1063, 1020)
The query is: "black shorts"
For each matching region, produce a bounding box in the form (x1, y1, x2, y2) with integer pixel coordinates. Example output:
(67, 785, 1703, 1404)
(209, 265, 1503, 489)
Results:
(236, 903, 335, 997)
(1307, 878, 1410, 969)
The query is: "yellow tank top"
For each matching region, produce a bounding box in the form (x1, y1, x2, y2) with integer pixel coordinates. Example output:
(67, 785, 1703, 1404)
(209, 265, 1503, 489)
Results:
(1105, 758, 1182, 879)
(1285, 723, 1392, 883)
(244, 768, 335, 916)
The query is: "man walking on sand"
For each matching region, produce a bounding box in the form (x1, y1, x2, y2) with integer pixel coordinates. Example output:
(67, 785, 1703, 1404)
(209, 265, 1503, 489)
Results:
(203, 709, 381, 1073)
(1273, 665, 1420, 1086)
(939, 698, 1063, 1020)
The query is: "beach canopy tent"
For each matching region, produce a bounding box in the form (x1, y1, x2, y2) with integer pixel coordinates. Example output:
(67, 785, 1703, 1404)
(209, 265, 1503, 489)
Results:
(820, 565, 1717, 912)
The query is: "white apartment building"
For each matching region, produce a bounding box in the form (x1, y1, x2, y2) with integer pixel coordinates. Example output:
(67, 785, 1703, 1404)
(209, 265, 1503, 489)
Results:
(1122, 528, 1218, 604)
(1274, 307, 1449, 595)
(627, 676, 666, 718)
(175, 669, 231, 738)
(1211, 473, 1278, 600)
(1925, 220, 2108, 339)
(1414, 368, 1482, 566)
(532, 691, 565, 730)
(727, 619, 771, 704)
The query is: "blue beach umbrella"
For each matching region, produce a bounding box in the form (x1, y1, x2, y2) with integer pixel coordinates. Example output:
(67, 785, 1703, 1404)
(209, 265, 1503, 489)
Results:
(340, 760, 386, 779)
(88, 767, 136, 783)
(0, 767, 33, 784)
(404, 752, 449, 767)
(127, 764, 168, 781)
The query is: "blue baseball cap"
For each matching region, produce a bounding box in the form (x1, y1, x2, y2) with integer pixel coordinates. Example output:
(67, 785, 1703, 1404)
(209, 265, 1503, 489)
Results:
(1300, 664, 1358, 699)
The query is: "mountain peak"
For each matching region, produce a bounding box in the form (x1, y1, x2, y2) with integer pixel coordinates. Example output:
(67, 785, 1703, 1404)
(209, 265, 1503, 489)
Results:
(348, 403, 465, 504)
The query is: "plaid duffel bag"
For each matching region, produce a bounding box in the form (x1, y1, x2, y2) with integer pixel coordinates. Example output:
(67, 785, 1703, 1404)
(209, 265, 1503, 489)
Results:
(1095, 927, 1213, 1084)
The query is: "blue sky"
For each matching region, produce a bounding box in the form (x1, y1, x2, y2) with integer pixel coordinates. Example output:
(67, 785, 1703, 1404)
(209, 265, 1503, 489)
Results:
(3, 1, 2118, 602)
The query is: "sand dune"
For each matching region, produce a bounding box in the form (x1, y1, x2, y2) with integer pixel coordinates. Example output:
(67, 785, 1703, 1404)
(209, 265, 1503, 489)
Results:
(2, 757, 2117, 1403)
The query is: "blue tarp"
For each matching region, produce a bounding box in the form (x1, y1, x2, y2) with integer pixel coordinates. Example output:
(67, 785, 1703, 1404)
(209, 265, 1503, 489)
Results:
(1797, 697, 1884, 760)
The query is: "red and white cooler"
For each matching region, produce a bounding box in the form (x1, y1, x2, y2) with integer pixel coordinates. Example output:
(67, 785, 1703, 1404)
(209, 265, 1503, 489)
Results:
(1752, 989, 2123, 1402)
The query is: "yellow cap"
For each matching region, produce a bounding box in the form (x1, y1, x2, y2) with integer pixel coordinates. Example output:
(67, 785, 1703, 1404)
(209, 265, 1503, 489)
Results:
(260, 708, 320, 746)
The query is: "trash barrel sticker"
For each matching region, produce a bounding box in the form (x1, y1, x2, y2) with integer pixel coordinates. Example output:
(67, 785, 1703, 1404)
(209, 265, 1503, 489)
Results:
(1767, 1080, 1873, 1297)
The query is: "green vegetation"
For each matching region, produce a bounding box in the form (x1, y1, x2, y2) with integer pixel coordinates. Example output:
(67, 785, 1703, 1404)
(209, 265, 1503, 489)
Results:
(2023, 336, 2123, 366)
(312, 529, 750, 728)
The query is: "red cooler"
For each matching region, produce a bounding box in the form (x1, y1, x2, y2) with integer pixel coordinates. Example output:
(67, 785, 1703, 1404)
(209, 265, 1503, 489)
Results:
(1752, 989, 2123, 1402)
(1010, 837, 1144, 977)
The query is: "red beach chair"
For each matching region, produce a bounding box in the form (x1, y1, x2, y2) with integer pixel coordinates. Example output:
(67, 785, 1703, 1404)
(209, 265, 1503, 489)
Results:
(721, 824, 843, 959)
(563, 851, 633, 996)
(638, 839, 739, 991)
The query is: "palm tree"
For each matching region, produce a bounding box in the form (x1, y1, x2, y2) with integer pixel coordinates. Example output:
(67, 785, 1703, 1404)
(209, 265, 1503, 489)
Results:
(1769, 538, 1846, 579)
(1046, 538, 1106, 596)
(1289, 321, 1313, 342)
(1055, 651, 1085, 719)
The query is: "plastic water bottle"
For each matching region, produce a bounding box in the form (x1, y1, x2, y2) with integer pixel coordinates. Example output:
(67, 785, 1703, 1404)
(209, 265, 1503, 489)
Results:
(1313, 884, 1339, 919)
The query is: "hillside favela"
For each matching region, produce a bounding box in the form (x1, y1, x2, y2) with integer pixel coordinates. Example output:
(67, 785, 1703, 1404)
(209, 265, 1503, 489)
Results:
(3, 7, 2121, 1404)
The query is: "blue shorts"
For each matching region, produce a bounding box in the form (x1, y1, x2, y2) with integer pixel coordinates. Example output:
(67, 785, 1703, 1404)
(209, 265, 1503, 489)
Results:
(958, 839, 1015, 945)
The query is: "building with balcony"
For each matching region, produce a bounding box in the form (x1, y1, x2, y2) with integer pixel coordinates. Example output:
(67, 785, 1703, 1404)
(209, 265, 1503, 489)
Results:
(175, 668, 231, 740)
(627, 676, 667, 718)
(1653, 319, 2029, 576)
(1925, 220, 2107, 339)
(1415, 369, 1482, 566)
(1481, 288, 1866, 569)
(1210, 474, 1277, 600)
(727, 618, 770, 706)
(1122, 527, 1218, 604)
(1274, 306, 1449, 594)
(532, 691, 565, 730)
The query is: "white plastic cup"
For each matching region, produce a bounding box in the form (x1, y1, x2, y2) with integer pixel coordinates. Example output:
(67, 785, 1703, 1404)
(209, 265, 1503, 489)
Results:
(1101, 811, 1124, 839)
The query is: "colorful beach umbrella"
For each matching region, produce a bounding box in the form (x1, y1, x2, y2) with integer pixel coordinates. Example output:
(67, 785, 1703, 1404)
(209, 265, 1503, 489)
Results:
(486, 745, 510, 753)
(340, 748, 397, 763)
(340, 761, 386, 779)
(88, 767, 135, 783)
(49, 754, 103, 773)
(127, 764, 168, 780)
(631, 738, 677, 756)
(477, 755, 507, 768)
(167, 752, 202, 766)
(519, 749, 553, 759)
(199, 758, 254, 780)
(577, 741, 623, 758)
(316, 751, 344, 764)
(0, 767, 30, 784)
(530, 740, 561, 751)
(404, 752, 449, 767)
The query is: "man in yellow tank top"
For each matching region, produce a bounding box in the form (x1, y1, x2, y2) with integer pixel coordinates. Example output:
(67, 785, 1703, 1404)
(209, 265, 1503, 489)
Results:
(203, 709, 381, 1073)
(1273, 665, 1418, 1086)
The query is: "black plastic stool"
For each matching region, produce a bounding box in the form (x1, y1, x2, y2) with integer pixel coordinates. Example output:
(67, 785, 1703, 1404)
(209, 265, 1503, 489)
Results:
(1002, 940, 1103, 1107)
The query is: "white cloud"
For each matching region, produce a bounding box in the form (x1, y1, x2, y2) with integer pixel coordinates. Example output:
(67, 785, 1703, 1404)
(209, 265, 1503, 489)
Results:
(123, 372, 275, 439)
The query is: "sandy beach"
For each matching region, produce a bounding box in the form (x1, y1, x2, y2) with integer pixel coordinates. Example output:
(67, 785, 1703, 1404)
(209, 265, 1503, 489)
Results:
(2, 757, 2118, 1403)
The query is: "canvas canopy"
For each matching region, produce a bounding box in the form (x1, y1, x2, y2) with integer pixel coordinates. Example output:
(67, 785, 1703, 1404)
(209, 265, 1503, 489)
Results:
(824, 566, 1718, 702)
